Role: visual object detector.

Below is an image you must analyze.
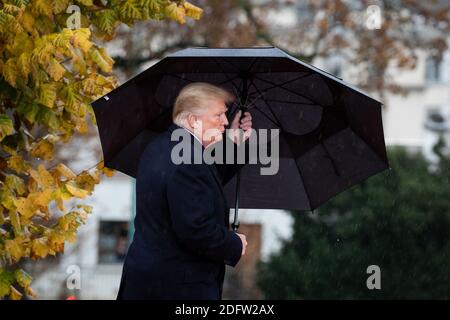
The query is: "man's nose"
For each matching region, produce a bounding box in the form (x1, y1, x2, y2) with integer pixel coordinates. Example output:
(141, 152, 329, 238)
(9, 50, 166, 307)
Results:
(222, 114, 229, 126)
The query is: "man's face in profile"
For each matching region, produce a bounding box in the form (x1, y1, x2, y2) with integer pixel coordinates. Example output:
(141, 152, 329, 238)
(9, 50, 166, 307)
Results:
(196, 99, 229, 146)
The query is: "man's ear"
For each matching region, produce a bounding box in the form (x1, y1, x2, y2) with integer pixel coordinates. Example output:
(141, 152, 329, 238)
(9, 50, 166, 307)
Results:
(187, 113, 197, 129)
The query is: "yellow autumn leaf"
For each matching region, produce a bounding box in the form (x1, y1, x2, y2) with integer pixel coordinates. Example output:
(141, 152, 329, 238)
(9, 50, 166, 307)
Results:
(73, 56, 87, 74)
(34, 0, 53, 18)
(31, 139, 54, 161)
(55, 163, 77, 180)
(90, 48, 113, 73)
(64, 230, 77, 243)
(102, 166, 115, 177)
(65, 181, 90, 199)
(31, 237, 49, 259)
(95, 74, 117, 91)
(29, 164, 57, 189)
(58, 214, 73, 231)
(13, 197, 35, 219)
(38, 83, 57, 108)
(28, 189, 54, 209)
(77, 204, 93, 214)
(46, 58, 66, 81)
(81, 76, 102, 95)
(60, 187, 73, 201)
(1, 187, 16, 211)
(55, 196, 65, 212)
(3, 4, 22, 15)
(9, 210, 21, 236)
(25, 286, 37, 298)
(7, 155, 31, 174)
(2, 58, 18, 87)
(62, 86, 82, 115)
(95, 162, 108, 177)
(14, 269, 32, 289)
(183, 2, 203, 20)
(20, 10, 35, 33)
(89, 168, 101, 184)
(5, 174, 26, 196)
(75, 170, 98, 192)
(31, 42, 53, 65)
(73, 115, 89, 134)
(47, 231, 65, 253)
(72, 28, 92, 53)
(9, 285, 23, 300)
(4, 238, 27, 262)
(76, 0, 94, 6)
(165, 3, 186, 24)
(17, 52, 31, 78)
(53, 0, 70, 14)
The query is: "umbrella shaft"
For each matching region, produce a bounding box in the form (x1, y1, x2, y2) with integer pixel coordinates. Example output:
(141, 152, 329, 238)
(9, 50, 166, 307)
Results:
(232, 77, 249, 233)
(232, 169, 241, 232)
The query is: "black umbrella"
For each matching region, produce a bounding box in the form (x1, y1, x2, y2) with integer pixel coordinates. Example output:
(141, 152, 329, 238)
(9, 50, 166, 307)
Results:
(91, 47, 389, 230)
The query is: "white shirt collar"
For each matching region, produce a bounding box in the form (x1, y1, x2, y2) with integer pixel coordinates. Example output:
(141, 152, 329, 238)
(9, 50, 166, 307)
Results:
(183, 127, 204, 146)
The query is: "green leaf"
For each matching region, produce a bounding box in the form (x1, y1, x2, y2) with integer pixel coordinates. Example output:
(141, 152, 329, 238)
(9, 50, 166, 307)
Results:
(5, 174, 27, 196)
(14, 269, 32, 289)
(38, 83, 57, 108)
(90, 48, 114, 73)
(119, 0, 142, 20)
(17, 101, 40, 124)
(76, 0, 94, 6)
(95, 9, 118, 34)
(0, 277, 12, 298)
(0, 114, 15, 142)
(36, 107, 61, 131)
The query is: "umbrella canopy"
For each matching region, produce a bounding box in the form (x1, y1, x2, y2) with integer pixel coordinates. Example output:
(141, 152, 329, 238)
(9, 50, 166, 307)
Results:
(92, 47, 389, 211)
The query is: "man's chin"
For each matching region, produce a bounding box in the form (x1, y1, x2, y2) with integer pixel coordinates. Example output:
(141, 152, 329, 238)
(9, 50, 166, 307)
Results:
(204, 135, 223, 147)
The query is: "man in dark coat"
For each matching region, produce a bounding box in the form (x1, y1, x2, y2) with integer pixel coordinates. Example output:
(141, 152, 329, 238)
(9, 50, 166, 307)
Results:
(117, 82, 252, 299)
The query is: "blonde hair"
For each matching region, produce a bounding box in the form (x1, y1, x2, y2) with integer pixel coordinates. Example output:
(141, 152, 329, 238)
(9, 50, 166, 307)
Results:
(172, 82, 235, 126)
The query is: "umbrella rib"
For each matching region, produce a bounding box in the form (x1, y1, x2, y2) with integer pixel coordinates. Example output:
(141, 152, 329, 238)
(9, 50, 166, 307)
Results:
(283, 136, 313, 211)
(275, 129, 317, 210)
(246, 57, 258, 73)
(252, 72, 313, 95)
(264, 98, 318, 106)
(212, 58, 243, 106)
(217, 74, 240, 86)
(320, 140, 341, 177)
(164, 73, 196, 83)
(219, 57, 244, 73)
(164, 72, 239, 87)
(253, 74, 316, 104)
(245, 90, 268, 110)
(249, 79, 283, 127)
(239, 81, 280, 127)
(251, 106, 280, 128)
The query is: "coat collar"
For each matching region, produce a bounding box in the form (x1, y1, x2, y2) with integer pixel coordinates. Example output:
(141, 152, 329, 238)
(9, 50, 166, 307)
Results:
(167, 123, 226, 201)
(167, 122, 205, 151)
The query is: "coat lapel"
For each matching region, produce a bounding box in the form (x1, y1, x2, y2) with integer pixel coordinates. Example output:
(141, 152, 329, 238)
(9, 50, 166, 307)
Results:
(168, 123, 228, 205)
